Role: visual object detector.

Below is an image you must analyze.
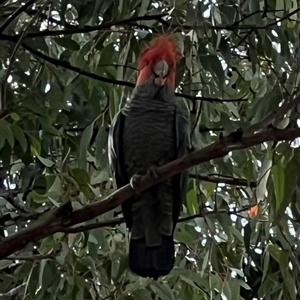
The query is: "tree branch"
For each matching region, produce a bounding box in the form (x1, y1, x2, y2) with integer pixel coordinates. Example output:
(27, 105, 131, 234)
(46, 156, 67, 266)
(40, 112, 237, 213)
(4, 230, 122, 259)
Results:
(199, 126, 224, 132)
(17, 13, 168, 38)
(5, 253, 54, 261)
(0, 191, 31, 213)
(62, 217, 125, 233)
(189, 173, 257, 187)
(209, 8, 300, 30)
(22, 43, 245, 103)
(246, 95, 300, 134)
(4, 8, 299, 39)
(0, 283, 26, 299)
(22, 41, 135, 87)
(62, 202, 255, 234)
(0, 126, 299, 259)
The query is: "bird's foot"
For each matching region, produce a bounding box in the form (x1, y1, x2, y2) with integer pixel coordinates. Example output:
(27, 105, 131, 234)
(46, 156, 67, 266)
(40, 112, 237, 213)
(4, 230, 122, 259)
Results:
(129, 166, 159, 194)
(148, 166, 159, 180)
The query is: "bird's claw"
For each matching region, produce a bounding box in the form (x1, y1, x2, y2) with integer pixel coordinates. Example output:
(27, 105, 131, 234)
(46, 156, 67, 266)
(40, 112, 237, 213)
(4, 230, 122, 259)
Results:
(130, 174, 142, 195)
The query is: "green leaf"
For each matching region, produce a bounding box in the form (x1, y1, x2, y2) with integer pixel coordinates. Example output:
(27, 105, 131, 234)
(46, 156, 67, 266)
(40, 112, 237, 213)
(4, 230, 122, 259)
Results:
(31, 190, 48, 203)
(27, 264, 40, 299)
(53, 38, 80, 51)
(243, 223, 252, 253)
(0, 260, 13, 270)
(284, 272, 296, 300)
(78, 123, 94, 170)
(115, 253, 128, 281)
(150, 283, 175, 300)
(280, 157, 298, 213)
(269, 27, 289, 58)
(272, 164, 285, 211)
(267, 244, 287, 265)
(95, 125, 108, 168)
(70, 168, 90, 185)
(35, 153, 55, 168)
(262, 250, 270, 283)
(219, 37, 231, 67)
(139, 0, 150, 15)
(74, 275, 85, 300)
(80, 256, 95, 271)
(28, 134, 41, 155)
(187, 188, 197, 215)
(22, 99, 47, 116)
(199, 54, 224, 86)
(132, 289, 153, 300)
(39, 117, 61, 136)
(200, 249, 209, 276)
(111, 256, 120, 279)
(0, 121, 14, 148)
(10, 124, 27, 152)
(256, 153, 272, 202)
(175, 224, 197, 244)
(10, 112, 20, 121)
(91, 0, 105, 24)
(38, 259, 46, 289)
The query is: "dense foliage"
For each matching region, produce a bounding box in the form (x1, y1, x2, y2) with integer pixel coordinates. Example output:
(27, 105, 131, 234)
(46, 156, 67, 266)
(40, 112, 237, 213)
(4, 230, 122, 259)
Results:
(0, 0, 300, 299)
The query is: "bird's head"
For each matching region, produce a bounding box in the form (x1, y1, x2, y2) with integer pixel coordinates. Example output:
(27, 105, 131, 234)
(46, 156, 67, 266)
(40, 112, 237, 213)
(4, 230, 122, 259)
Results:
(136, 35, 181, 89)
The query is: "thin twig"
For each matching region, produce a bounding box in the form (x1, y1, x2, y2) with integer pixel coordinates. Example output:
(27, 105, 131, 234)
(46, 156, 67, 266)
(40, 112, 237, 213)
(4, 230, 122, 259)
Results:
(13, 13, 168, 38)
(246, 95, 300, 134)
(210, 8, 300, 30)
(0, 192, 30, 213)
(0, 283, 26, 299)
(189, 173, 257, 187)
(5, 253, 54, 261)
(61, 204, 254, 233)
(5, 8, 299, 38)
(0, 39, 246, 103)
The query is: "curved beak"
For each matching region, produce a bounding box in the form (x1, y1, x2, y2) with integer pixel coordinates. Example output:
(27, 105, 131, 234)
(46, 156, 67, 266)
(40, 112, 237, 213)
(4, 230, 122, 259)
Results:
(153, 60, 169, 86)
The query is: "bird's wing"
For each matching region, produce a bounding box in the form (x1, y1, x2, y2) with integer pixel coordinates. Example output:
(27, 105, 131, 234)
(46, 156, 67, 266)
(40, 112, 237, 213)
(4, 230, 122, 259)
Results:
(172, 106, 190, 225)
(108, 110, 134, 228)
(108, 110, 127, 187)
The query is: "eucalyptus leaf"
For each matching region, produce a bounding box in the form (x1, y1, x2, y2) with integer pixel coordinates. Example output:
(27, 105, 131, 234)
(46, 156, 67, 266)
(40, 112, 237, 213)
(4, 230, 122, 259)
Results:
(53, 38, 80, 51)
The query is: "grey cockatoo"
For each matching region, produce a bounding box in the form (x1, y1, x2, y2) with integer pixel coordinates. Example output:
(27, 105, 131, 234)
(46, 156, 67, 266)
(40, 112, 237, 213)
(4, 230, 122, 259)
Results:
(108, 35, 190, 279)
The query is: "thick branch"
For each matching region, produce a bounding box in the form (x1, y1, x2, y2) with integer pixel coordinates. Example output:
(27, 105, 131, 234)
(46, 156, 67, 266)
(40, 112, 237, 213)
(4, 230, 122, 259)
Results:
(0, 127, 299, 259)
(0, 201, 72, 258)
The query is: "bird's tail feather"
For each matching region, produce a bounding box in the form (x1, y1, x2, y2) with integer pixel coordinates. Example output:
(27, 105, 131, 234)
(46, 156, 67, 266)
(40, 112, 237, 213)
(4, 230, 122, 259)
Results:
(129, 235, 175, 279)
